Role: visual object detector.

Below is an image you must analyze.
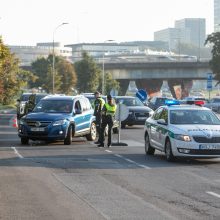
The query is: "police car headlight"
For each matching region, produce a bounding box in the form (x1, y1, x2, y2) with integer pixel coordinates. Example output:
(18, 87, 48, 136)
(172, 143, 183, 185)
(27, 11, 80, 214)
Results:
(53, 119, 67, 126)
(149, 111, 154, 116)
(174, 134, 191, 142)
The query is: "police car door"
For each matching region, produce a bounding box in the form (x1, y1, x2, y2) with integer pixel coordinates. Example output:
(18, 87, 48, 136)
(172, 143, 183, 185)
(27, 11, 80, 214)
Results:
(73, 99, 84, 132)
(150, 107, 163, 148)
(156, 108, 168, 150)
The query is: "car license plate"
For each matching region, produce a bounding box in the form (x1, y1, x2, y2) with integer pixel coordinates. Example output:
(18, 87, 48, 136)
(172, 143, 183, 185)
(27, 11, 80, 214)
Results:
(137, 117, 146, 120)
(199, 144, 220, 150)
(31, 127, 45, 132)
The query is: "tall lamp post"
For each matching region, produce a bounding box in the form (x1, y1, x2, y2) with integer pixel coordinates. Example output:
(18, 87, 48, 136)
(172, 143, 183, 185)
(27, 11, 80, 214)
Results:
(52, 22, 68, 94)
(102, 39, 115, 95)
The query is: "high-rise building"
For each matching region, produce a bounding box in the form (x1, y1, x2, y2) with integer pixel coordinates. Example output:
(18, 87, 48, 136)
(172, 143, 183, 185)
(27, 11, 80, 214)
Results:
(154, 28, 190, 50)
(175, 18, 206, 47)
(214, 0, 220, 32)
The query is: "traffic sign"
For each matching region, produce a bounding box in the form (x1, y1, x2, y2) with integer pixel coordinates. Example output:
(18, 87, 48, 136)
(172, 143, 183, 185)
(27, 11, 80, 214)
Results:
(115, 103, 129, 121)
(136, 89, 147, 102)
(207, 73, 213, 91)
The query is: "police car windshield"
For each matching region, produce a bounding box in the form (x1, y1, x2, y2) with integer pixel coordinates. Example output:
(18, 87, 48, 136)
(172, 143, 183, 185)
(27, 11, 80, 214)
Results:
(33, 100, 73, 113)
(170, 110, 220, 125)
(115, 97, 144, 106)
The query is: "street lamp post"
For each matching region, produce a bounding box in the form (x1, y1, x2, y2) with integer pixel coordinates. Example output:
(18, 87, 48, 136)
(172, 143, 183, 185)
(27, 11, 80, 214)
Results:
(52, 22, 68, 94)
(102, 40, 114, 95)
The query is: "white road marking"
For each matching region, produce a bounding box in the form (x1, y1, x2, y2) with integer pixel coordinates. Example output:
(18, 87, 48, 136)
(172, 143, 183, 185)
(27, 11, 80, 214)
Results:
(206, 191, 220, 199)
(11, 146, 24, 159)
(105, 150, 112, 153)
(114, 154, 151, 169)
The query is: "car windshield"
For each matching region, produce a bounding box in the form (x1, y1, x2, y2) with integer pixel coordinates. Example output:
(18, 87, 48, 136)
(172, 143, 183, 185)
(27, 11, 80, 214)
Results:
(115, 97, 144, 106)
(170, 109, 220, 125)
(33, 100, 73, 113)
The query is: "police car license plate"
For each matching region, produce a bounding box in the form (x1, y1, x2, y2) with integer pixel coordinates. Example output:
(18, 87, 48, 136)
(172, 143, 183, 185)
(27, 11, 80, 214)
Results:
(31, 127, 45, 132)
(199, 144, 220, 150)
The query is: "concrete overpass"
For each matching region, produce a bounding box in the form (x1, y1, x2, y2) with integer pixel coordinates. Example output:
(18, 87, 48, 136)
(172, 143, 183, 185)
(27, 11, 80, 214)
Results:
(101, 61, 211, 99)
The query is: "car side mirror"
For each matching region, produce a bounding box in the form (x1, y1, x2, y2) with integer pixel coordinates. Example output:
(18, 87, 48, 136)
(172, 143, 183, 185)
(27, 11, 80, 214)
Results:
(157, 119, 167, 125)
(75, 109, 82, 114)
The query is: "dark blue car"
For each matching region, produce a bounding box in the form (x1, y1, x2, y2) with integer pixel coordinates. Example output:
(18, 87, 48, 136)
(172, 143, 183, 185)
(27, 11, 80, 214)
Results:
(18, 95, 96, 145)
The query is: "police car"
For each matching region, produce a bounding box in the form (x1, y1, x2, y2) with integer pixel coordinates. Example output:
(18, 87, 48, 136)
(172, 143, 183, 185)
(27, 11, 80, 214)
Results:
(144, 100, 220, 161)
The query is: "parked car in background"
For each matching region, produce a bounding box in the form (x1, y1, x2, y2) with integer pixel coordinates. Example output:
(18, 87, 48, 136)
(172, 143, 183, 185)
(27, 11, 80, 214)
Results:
(114, 96, 154, 128)
(147, 96, 174, 111)
(204, 97, 220, 113)
(17, 93, 48, 120)
(18, 95, 96, 145)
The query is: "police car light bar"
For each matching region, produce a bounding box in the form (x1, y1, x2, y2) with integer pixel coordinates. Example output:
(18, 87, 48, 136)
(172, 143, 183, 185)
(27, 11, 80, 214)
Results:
(165, 100, 180, 106)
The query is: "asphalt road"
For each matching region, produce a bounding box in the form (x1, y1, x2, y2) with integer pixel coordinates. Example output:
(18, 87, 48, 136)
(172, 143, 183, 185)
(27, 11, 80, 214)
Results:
(0, 113, 220, 220)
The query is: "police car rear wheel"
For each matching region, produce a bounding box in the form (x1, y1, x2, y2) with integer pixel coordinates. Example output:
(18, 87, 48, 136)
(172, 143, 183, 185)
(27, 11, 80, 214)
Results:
(145, 133, 155, 155)
(165, 140, 175, 162)
(86, 122, 96, 141)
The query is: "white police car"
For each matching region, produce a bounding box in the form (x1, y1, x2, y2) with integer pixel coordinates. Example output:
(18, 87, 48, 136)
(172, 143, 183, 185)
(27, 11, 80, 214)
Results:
(144, 100, 220, 161)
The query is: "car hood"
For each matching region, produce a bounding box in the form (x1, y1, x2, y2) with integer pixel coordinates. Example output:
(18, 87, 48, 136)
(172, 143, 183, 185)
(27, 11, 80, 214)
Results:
(170, 124, 220, 137)
(127, 106, 153, 112)
(23, 112, 71, 122)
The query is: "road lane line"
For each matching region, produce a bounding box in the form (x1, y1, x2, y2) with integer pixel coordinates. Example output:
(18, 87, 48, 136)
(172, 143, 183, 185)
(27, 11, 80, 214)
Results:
(114, 154, 151, 169)
(11, 146, 24, 159)
(105, 150, 112, 153)
(206, 191, 220, 199)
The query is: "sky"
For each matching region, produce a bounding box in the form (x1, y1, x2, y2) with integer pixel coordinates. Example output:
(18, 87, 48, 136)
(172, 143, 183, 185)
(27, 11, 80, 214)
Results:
(0, 0, 214, 46)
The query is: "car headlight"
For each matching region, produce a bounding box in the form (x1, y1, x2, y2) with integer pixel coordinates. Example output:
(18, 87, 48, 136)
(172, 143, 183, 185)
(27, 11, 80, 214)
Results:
(129, 111, 133, 115)
(52, 119, 67, 126)
(174, 134, 191, 142)
(149, 111, 154, 116)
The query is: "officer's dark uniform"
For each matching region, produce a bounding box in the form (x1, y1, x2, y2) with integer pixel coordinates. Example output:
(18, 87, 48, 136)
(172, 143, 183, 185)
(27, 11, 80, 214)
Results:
(98, 95, 117, 147)
(93, 92, 105, 143)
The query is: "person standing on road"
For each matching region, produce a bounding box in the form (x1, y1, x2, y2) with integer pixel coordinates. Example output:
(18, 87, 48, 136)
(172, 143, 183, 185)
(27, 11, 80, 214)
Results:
(98, 94, 117, 148)
(93, 91, 105, 144)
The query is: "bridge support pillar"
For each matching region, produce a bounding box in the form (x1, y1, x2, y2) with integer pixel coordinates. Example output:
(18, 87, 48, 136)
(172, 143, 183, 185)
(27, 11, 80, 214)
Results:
(167, 79, 193, 99)
(117, 79, 130, 95)
(135, 79, 163, 97)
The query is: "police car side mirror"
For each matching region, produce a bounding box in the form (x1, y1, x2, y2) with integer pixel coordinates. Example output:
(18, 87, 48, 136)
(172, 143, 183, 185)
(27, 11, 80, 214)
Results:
(157, 119, 167, 126)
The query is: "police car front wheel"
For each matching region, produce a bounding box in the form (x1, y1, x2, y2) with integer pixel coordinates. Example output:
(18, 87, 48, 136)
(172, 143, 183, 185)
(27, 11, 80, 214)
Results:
(145, 133, 155, 155)
(165, 140, 175, 162)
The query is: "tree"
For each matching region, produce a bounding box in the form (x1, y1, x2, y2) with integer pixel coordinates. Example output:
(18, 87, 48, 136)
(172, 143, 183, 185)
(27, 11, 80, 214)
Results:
(31, 54, 77, 94)
(0, 37, 36, 105)
(205, 32, 220, 84)
(74, 52, 100, 93)
(98, 72, 120, 95)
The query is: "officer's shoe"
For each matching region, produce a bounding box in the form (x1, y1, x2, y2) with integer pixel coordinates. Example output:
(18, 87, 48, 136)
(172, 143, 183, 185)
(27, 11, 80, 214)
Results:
(107, 144, 111, 148)
(98, 143, 104, 148)
(94, 141, 100, 144)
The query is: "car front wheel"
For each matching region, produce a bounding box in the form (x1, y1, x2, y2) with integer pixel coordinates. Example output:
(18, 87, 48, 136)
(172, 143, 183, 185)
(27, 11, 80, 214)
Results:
(64, 126, 72, 145)
(145, 133, 155, 155)
(165, 140, 175, 162)
(21, 137, 29, 145)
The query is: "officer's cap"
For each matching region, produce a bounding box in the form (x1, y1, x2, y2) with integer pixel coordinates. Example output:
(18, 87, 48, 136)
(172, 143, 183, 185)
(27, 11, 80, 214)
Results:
(94, 91, 100, 95)
(107, 94, 112, 100)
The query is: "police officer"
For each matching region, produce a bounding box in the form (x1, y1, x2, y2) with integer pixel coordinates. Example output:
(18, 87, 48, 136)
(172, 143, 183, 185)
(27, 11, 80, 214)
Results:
(98, 94, 117, 147)
(93, 91, 105, 144)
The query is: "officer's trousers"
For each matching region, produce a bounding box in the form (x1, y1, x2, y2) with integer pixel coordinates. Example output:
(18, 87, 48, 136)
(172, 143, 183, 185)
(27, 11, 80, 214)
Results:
(99, 116, 113, 146)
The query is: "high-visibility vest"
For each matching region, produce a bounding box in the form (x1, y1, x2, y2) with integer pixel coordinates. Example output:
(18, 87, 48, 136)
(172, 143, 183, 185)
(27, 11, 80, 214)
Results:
(105, 103, 117, 116)
(98, 97, 105, 108)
